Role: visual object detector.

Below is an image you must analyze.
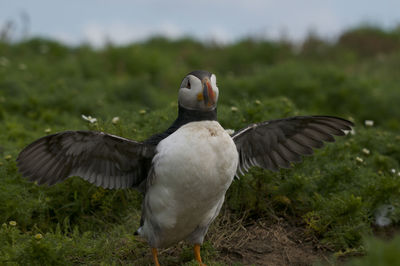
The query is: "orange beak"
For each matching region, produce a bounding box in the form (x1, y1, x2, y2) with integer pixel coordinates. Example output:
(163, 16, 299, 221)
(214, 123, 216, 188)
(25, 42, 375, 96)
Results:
(202, 78, 216, 107)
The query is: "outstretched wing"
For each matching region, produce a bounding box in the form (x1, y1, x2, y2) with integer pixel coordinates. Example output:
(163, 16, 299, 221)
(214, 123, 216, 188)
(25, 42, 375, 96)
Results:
(17, 131, 156, 189)
(232, 116, 354, 176)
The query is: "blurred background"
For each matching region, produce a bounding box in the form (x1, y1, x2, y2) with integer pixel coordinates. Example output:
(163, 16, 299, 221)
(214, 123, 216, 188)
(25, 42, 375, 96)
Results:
(1, 1, 400, 265)
(1, 0, 400, 46)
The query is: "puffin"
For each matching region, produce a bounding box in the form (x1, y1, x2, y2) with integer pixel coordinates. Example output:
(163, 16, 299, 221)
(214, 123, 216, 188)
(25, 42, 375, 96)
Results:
(16, 70, 353, 265)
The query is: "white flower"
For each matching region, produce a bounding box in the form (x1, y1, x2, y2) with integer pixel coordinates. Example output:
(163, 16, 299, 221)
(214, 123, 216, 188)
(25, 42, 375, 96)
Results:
(362, 148, 370, 155)
(230, 106, 238, 112)
(398, 172, 400, 177)
(374, 204, 395, 227)
(81, 114, 97, 123)
(356, 157, 363, 163)
(9, 221, 17, 226)
(254, 100, 261, 105)
(225, 129, 235, 135)
(344, 128, 356, 135)
(365, 120, 374, 126)
(19, 63, 27, 70)
(391, 169, 396, 174)
(44, 128, 51, 134)
(112, 117, 120, 124)
(139, 110, 146, 115)
(34, 233, 43, 240)
(0, 57, 9, 67)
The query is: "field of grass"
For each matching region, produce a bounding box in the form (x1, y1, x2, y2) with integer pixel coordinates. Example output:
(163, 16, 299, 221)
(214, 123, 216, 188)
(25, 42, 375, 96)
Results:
(1, 26, 400, 265)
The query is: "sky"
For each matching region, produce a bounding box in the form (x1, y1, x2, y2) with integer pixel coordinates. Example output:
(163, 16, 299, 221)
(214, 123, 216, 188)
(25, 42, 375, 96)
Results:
(1, 0, 399, 46)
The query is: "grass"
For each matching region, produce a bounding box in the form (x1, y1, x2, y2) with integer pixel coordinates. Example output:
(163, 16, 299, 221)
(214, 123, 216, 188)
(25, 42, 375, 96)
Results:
(0, 25, 400, 264)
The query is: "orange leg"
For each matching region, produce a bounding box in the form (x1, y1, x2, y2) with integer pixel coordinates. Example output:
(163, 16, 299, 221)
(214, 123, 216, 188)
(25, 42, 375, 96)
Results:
(194, 244, 206, 266)
(152, 248, 160, 266)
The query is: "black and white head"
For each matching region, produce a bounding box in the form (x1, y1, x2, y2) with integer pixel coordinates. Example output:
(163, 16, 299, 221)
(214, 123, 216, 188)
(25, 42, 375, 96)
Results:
(179, 70, 219, 111)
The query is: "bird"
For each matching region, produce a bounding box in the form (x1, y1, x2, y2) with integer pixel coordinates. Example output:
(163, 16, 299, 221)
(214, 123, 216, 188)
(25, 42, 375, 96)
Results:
(17, 70, 353, 265)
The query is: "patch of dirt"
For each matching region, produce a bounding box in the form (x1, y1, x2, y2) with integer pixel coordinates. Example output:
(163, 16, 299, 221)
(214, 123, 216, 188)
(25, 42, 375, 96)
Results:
(207, 211, 332, 266)
(373, 225, 400, 240)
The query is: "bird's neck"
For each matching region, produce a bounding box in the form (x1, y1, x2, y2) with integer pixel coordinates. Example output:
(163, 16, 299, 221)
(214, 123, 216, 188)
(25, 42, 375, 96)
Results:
(167, 105, 217, 133)
(176, 105, 217, 125)
(144, 105, 217, 145)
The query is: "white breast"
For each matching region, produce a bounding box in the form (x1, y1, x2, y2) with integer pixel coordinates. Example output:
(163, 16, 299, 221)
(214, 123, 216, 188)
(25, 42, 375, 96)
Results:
(142, 121, 238, 247)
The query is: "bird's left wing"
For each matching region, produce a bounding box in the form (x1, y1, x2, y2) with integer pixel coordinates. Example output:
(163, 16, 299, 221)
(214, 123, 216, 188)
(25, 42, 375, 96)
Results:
(232, 116, 354, 176)
(17, 131, 156, 189)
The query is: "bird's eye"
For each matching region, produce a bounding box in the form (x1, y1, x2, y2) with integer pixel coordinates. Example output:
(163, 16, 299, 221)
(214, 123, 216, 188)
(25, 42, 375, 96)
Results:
(187, 80, 191, 89)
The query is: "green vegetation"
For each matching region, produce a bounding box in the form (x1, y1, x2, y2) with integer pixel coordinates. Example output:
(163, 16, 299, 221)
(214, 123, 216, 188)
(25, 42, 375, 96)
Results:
(1, 25, 400, 264)
(345, 235, 400, 266)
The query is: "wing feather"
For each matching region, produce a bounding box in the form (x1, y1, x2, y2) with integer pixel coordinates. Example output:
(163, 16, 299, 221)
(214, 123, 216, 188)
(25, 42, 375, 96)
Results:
(277, 143, 301, 163)
(233, 115, 353, 176)
(17, 131, 156, 189)
(291, 134, 324, 149)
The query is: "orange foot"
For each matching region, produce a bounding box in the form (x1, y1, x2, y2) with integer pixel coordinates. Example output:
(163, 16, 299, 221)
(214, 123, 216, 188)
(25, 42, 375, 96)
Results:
(152, 248, 160, 266)
(194, 244, 207, 266)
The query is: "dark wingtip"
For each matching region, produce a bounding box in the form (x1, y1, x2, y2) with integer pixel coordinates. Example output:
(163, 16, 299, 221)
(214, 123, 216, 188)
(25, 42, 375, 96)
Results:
(317, 115, 355, 127)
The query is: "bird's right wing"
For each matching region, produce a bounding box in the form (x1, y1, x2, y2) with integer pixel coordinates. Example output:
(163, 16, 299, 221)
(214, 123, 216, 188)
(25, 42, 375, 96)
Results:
(17, 131, 156, 189)
(232, 116, 354, 176)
